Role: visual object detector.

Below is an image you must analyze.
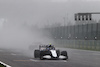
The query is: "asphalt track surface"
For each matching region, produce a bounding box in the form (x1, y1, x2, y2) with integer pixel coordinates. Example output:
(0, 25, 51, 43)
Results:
(0, 48, 100, 67)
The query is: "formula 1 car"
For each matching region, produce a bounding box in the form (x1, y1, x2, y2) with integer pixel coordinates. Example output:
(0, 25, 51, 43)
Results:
(34, 45, 68, 60)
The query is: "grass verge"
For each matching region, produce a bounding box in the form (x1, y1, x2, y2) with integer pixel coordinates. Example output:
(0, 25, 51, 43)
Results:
(0, 63, 6, 67)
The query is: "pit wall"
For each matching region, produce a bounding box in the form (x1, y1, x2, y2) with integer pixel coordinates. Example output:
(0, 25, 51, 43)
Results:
(54, 39, 100, 51)
(44, 22, 100, 51)
(45, 23, 100, 40)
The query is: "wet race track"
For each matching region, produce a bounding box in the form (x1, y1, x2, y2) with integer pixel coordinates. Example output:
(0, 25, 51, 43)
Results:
(0, 48, 100, 67)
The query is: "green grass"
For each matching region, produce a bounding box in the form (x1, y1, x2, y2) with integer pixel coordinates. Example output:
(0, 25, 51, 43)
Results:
(0, 63, 6, 67)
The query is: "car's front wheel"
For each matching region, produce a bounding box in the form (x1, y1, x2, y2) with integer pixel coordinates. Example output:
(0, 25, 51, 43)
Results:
(34, 50, 40, 58)
(40, 52, 44, 60)
(40, 55, 44, 60)
(61, 51, 68, 60)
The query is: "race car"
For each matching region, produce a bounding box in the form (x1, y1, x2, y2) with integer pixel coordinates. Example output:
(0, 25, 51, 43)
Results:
(34, 45, 68, 60)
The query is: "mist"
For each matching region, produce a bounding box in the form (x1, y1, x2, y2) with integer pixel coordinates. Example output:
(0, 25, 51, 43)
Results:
(0, 21, 52, 50)
(0, 0, 100, 51)
(0, 0, 100, 25)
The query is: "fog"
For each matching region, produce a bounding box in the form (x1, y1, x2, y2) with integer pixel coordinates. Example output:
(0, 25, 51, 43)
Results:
(0, 0, 100, 25)
(0, 21, 53, 50)
(0, 0, 100, 50)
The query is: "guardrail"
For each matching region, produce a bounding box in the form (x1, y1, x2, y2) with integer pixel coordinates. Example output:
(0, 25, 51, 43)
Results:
(54, 40, 100, 51)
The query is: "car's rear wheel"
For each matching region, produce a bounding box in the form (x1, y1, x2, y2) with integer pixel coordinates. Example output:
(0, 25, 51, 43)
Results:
(34, 50, 40, 58)
(61, 51, 68, 60)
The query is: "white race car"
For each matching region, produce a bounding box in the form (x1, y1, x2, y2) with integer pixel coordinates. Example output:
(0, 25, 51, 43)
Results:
(34, 45, 68, 60)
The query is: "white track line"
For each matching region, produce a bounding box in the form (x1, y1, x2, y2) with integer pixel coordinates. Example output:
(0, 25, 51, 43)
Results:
(0, 61, 11, 67)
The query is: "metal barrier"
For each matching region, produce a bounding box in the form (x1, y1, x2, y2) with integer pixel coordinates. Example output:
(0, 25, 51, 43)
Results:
(44, 22, 100, 50)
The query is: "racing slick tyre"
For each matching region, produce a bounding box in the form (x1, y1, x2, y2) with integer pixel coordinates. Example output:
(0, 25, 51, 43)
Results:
(34, 50, 40, 58)
(61, 51, 68, 60)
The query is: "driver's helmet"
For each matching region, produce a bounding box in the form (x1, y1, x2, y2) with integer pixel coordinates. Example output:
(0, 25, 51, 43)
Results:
(48, 43, 52, 47)
(49, 43, 52, 45)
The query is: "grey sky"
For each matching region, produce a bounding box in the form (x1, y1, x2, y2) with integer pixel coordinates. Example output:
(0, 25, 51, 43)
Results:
(0, 0, 100, 26)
